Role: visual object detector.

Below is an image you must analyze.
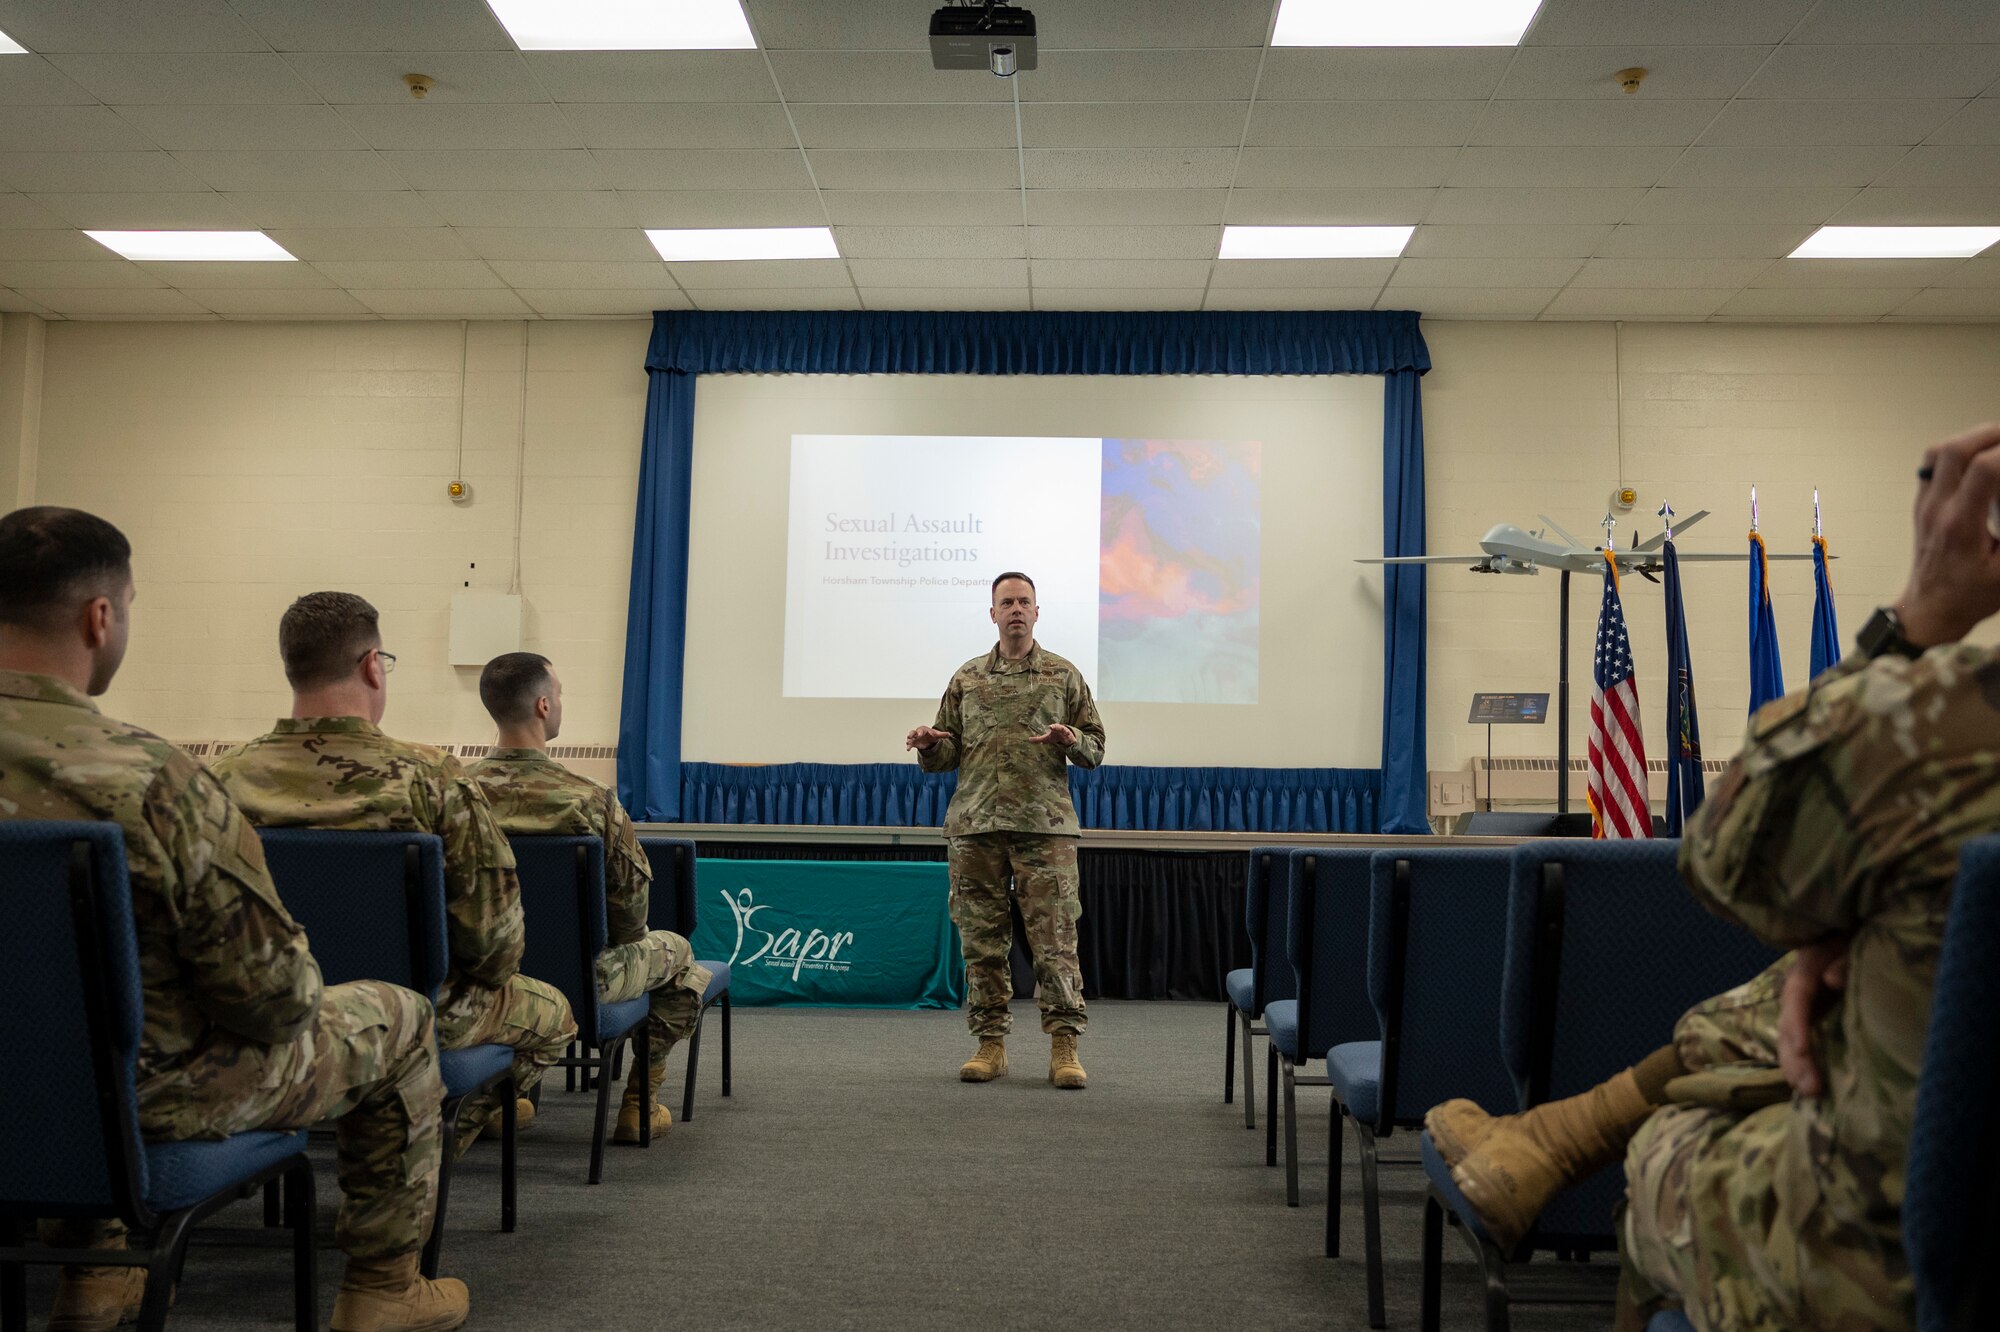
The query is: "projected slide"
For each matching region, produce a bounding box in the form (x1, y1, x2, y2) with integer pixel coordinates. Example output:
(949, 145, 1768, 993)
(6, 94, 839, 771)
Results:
(783, 434, 1259, 703)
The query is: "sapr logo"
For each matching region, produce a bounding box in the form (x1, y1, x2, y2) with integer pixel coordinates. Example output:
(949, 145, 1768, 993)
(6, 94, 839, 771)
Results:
(721, 887, 858, 982)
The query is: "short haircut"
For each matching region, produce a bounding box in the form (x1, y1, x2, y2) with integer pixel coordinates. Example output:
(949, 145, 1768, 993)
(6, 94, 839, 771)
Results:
(0, 506, 133, 631)
(479, 652, 553, 726)
(991, 571, 1036, 596)
(278, 591, 381, 690)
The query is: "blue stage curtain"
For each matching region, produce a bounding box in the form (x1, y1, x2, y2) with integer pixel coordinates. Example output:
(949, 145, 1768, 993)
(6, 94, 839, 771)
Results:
(680, 762, 1381, 833)
(623, 309, 1430, 829)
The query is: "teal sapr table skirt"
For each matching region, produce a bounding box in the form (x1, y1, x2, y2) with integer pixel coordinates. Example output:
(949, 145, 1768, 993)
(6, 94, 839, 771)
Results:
(691, 859, 965, 1009)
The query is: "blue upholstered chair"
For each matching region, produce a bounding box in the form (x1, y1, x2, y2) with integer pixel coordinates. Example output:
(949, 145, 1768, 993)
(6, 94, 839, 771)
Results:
(255, 829, 517, 1279)
(512, 835, 652, 1183)
(0, 822, 317, 1331)
(638, 837, 734, 1123)
(1258, 850, 1333, 1198)
(1419, 839, 1778, 1332)
(1906, 835, 2000, 1332)
(1222, 846, 1290, 1132)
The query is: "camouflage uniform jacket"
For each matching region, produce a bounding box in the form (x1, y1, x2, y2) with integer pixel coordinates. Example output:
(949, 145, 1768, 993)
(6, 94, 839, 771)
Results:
(919, 642, 1106, 838)
(0, 669, 323, 1120)
(212, 717, 524, 1006)
(467, 747, 654, 948)
(1680, 643, 2000, 1311)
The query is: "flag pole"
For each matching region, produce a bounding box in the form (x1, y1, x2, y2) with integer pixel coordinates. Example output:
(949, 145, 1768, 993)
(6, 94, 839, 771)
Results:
(1557, 570, 1570, 816)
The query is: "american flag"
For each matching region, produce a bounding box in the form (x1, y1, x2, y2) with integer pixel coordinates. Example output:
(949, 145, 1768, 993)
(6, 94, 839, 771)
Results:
(1588, 551, 1652, 839)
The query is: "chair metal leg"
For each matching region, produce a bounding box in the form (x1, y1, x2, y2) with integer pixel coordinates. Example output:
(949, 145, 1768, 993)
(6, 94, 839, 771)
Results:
(1326, 1100, 1344, 1257)
(720, 992, 731, 1097)
(1282, 1058, 1301, 1207)
(588, 1048, 613, 1185)
(138, 1212, 198, 1332)
(564, 1038, 579, 1093)
(1480, 1242, 1513, 1332)
(286, 1157, 319, 1332)
(636, 1024, 654, 1149)
(2, 1219, 27, 1332)
(681, 1006, 706, 1124)
(1264, 1044, 1278, 1165)
(422, 1095, 464, 1279)
(1420, 1195, 1444, 1332)
(1223, 1003, 1236, 1104)
(499, 1074, 517, 1233)
(1359, 1124, 1387, 1329)
(610, 1043, 625, 1085)
(1240, 1011, 1256, 1129)
(263, 1177, 282, 1227)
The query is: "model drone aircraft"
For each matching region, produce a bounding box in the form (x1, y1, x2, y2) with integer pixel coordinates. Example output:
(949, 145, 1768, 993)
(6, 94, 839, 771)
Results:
(1357, 508, 1816, 579)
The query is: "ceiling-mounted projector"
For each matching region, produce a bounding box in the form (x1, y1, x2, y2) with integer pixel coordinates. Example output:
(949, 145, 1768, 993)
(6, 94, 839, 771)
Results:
(930, 4, 1037, 75)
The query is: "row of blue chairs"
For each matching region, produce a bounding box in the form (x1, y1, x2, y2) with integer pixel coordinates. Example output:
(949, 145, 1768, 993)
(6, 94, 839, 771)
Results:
(0, 823, 732, 1331)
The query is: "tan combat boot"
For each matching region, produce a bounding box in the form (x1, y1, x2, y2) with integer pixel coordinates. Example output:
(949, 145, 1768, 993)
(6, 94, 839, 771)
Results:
(959, 1037, 1007, 1081)
(614, 1059, 671, 1145)
(1423, 1097, 1502, 1167)
(49, 1264, 146, 1332)
(1443, 1069, 1653, 1252)
(1049, 1033, 1087, 1089)
(329, 1253, 469, 1332)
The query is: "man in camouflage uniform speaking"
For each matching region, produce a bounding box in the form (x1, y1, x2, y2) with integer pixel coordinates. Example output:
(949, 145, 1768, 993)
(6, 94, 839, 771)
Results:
(907, 571, 1106, 1089)
(467, 651, 712, 1145)
(212, 593, 576, 1146)
(1424, 421, 2000, 1332)
(0, 508, 466, 1332)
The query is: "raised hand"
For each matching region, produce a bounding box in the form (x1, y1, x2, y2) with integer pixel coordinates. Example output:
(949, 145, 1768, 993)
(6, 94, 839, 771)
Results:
(906, 725, 951, 751)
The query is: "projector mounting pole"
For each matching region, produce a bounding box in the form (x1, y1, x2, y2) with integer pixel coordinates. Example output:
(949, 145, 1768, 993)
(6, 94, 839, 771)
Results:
(1557, 569, 1571, 816)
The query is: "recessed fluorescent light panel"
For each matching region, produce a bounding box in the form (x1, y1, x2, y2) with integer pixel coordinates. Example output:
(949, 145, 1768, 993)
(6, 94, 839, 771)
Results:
(1789, 226, 2000, 260)
(1220, 226, 1414, 260)
(0, 27, 28, 54)
(487, 0, 754, 50)
(646, 227, 840, 262)
(1272, 0, 1544, 46)
(84, 231, 297, 262)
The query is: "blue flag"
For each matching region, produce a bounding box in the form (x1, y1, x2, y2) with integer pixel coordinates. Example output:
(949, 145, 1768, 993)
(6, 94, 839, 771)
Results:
(1810, 535, 1841, 678)
(1662, 539, 1704, 834)
(1748, 531, 1786, 715)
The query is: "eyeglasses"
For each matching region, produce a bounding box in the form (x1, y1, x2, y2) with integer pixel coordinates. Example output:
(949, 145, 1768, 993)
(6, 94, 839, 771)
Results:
(360, 648, 396, 675)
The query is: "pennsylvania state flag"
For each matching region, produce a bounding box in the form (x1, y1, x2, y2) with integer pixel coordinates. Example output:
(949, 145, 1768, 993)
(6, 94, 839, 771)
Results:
(1661, 539, 1704, 834)
(1810, 535, 1841, 678)
(1747, 531, 1786, 715)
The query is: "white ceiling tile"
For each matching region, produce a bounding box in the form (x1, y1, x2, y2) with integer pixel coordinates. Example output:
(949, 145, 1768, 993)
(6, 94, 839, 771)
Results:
(0, 230, 115, 261)
(379, 150, 606, 192)
(289, 53, 544, 104)
(1030, 189, 1229, 225)
(516, 288, 694, 315)
(1244, 101, 1484, 148)
(453, 228, 656, 261)
(312, 260, 505, 288)
(1407, 224, 1615, 257)
(334, 105, 581, 152)
(686, 288, 861, 310)
(1569, 257, 1772, 287)
(593, 149, 812, 191)
(1025, 148, 1239, 190)
(1029, 259, 1212, 287)
(181, 288, 374, 316)
(135, 260, 336, 289)
(1259, 50, 1514, 101)
(1539, 288, 1737, 318)
(528, 52, 779, 103)
(808, 150, 1020, 191)
(1026, 226, 1219, 259)
(858, 288, 1033, 310)
(1204, 288, 1385, 310)
(0, 288, 54, 314)
(1744, 45, 2000, 100)
(1526, 0, 1814, 44)
(846, 258, 1029, 287)
(1750, 258, 1970, 288)
(1021, 103, 1249, 149)
(177, 150, 410, 193)
(1790, 0, 2000, 45)
(1224, 188, 1437, 224)
(1448, 147, 1684, 188)
(765, 52, 1008, 104)
(1930, 100, 2000, 145)
(47, 53, 319, 104)
(1390, 256, 1585, 288)
(225, 191, 444, 228)
(1471, 100, 1723, 146)
(1427, 187, 1644, 223)
(0, 2, 264, 53)
(1235, 147, 1460, 189)
(833, 226, 1027, 259)
(30, 192, 250, 228)
(743, 0, 926, 51)
(0, 192, 68, 227)
(1829, 187, 2000, 225)
(18, 288, 213, 315)
(1938, 255, 2000, 287)
(1378, 287, 1559, 317)
(825, 191, 1025, 225)
(1019, 51, 1263, 103)
(788, 104, 1016, 150)
(1876, 146, 2000, 188)
(1033, 288, 1206, 310)
(0, 261, 162, 289)
(1888, 288, 2000, 316)
(666, 258, 852, 288)
(0, 107, 156, 152)
(1034, 0, 1272, 49)
(420, 191, 626, 227)
(615, 190, 828, 226)
(488, 260, 676, 288)
(563, 103, 800, 150)
(1596, 225, 1815, 258)
(1209, 258, 1395, 288)
(1715, 288, 1922, 318)
(1622, 187, 1860, 223)
(267, 228, 476, 261)
(0, 152, 208, 194)
(351, 288, 536, 317)
(1660, 146, 1911, 188)
(0, 57, 97, 105)
(1698, 100, 1965, 148)
(121, 105, 366, 152)
(1496, 47, 1771, 100)
(224, 1, 515, 52)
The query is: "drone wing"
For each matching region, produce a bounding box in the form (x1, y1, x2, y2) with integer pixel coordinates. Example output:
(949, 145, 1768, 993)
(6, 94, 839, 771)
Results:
(1634, 509, 1711, 552)
(1538, 514, 1587, 548)
(1355, 554, 1494, 565)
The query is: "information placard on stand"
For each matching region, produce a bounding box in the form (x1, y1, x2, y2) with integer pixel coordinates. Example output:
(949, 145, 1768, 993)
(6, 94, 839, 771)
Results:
(1468, 692, 1550, 812)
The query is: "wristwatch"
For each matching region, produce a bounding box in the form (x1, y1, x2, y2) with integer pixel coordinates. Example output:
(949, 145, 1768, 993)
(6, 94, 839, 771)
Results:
(1856, 607, 1925, 662)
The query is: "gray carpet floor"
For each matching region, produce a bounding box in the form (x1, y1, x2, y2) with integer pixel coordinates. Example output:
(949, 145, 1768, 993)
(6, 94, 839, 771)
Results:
(31, 1001, 1618, 1330)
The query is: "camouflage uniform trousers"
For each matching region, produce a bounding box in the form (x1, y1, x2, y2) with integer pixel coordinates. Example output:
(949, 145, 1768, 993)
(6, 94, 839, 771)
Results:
(438, 972, 577, 1141)
(42, 980, 444, 1262)
(1620, 957, 1908, 1332)
(597, 929, 713, 1090)
(947, 831, 1085, 1037)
